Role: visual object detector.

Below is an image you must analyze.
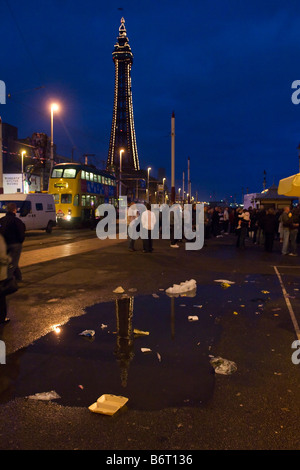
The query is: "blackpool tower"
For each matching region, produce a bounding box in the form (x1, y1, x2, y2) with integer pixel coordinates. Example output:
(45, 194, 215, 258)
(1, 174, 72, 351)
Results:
(107, 18, 140, 172)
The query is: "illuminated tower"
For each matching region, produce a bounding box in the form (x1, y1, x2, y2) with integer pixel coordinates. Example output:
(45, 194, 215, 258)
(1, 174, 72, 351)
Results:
(107, 18, 140, 172)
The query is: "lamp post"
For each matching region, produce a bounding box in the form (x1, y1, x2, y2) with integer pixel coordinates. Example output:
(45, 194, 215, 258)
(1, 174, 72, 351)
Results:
(21, 150, 26, 193)
(163, 177, 166, 203)
(147, 167, 151, 203)
(119, 148, 124, 198)
(178, 187, 181, 203)
(50, 103, 59, 173)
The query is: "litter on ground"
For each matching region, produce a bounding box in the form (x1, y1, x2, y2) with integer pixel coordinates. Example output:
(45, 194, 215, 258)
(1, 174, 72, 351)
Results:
(133, 329, 149, 336)
(88, 394, 128, 416)
(79, 330, 95, 337)
(113, 286, 125, 293)
(210, 357, 237, 375)
(214, 280, 235, 284)
(141, 348, 152, 353)
(165, 279, 196, 295)
(188, 315, 199, 321)
(27, 391, 61, 401)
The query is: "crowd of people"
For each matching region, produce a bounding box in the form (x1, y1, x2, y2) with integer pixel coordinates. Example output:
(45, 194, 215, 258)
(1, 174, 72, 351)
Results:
(204, 204, 300, 254)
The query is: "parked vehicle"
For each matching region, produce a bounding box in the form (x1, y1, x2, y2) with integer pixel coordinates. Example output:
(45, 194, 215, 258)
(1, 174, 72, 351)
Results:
(0, 193, 56, 233)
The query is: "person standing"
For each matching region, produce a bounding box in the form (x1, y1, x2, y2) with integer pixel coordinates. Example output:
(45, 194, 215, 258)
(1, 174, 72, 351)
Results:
(0, 202, 26, 281)
(0, 233, 12, 325)
(141, 203, 156, 253)
(263, 208, 277, 252)
(289, 206, 300, 256)
(281, 206, 293, 255)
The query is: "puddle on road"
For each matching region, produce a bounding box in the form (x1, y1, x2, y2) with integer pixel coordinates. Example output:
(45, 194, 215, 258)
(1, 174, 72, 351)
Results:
(0, 277, 279, 411)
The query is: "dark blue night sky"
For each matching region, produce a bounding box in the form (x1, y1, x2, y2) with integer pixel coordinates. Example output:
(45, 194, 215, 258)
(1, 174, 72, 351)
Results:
(2, 0, 300, 201)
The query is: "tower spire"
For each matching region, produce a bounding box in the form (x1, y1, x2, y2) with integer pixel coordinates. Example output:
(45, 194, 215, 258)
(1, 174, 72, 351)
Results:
(107, 18, 140, 172)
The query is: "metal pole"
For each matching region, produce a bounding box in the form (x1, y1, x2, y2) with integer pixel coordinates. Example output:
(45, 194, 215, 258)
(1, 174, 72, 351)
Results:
(188, 157, 191, 203)
(171, 111, 175, 204)
(50, 107, 54, 173)
(182, 171, 185, 204)
(0, 117, 3, 194)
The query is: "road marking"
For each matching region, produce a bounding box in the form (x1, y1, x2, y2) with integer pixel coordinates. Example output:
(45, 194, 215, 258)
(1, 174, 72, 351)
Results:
(273, 266, 300, 340)
(20, 237, 125, 268)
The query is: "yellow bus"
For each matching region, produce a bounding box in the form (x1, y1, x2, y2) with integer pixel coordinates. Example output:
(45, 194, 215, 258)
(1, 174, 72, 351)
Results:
(48, 162, 117, 227)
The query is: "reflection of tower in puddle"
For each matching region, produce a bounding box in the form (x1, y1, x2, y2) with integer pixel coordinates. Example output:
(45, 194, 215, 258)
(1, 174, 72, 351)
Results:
(114, 296, 135, 388)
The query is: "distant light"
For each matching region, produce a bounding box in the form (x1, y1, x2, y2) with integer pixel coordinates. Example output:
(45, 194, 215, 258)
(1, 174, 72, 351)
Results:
(52, 324, 61, 334)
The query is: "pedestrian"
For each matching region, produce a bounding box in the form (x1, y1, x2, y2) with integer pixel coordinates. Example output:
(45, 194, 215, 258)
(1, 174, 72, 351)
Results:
(223, 207, 229, 234)
(263, 208, 277, 252)
(289, 206, 300, 256)
(127, 201, 139, 251)
(281, 206, 293, 255)
(0, 202, 26, 281)
(0, 232, 13, 326)
(236, 209, 250, 249)
(141, 203, 156, 253)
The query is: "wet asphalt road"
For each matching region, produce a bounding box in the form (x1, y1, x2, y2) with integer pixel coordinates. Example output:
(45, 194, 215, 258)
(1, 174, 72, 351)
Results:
(0, 229, 300, 451)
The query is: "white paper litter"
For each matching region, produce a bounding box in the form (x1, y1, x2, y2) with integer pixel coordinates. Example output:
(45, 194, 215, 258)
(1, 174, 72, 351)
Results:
(165, 279, 196, 295)
(141, 348, 152, 353)
(157, 352, 162, 362)
(214, 280, 235, 284)
(27, 391, 61, 401)
(100, 324, 108, 329)
(188, 315, 199, 321)
(210, 357, 237, 375)
(79, 330, 95, 337)
(193, 305, 202, 308)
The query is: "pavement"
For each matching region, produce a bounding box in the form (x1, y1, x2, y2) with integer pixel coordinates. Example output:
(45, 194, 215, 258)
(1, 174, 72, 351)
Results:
(0, 230, 299, 451)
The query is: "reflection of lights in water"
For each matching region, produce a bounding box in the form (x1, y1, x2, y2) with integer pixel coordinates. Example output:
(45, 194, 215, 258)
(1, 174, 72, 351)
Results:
(52, 324, 61, 334)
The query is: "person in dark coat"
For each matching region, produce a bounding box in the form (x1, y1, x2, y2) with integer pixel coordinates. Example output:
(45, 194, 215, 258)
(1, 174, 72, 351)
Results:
(263, 208, 277, 252)
(0, 202, 26, 281)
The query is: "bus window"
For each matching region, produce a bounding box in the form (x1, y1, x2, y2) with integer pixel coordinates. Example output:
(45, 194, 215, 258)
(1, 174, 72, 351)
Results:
(53, 194, 60, 203)
(85, 172, 90, 181)
(89, 173, 94, 181)
(63, 168, 76, 178)
(86, 195, 91, 206)
(61, 194, 72, 204)
(74, 194, 80, 206)
(52, 168, 63, 178)
(94, 174, 98, 182)
(81, 195, 86, 206)
(97, 175, 102, 183)
(81, 170, 85, 180)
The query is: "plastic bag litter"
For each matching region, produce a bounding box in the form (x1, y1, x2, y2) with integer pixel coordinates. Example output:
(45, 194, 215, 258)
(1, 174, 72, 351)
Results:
(113, 286, 125, 294)
(165, 279, 196, 295)
(79, 330, 95, 337)
(210, 357, 237, 375)
(27, 390, 61, 401)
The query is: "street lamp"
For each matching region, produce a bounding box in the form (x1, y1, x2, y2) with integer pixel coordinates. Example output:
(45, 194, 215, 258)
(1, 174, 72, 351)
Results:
(178, 187, 181, 202)
(50, 103, 59, 173)
(21, 150, 26, 193)
(163, 177, 166, 203)
(147, 167, 151, 203)
(119, 148, 124, 198)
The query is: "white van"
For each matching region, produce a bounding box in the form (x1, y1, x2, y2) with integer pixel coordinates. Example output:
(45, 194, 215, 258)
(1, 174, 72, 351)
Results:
(0, 193, 56, 233)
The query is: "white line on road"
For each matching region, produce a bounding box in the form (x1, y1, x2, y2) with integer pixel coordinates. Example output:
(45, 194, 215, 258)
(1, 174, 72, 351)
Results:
(273, 266, 300, 340)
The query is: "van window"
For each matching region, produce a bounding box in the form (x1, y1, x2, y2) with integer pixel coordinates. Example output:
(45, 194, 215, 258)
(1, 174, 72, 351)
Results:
(61, 194, 72, 204)
(19, 201, 31, 217)
(36, 203, 43, 211)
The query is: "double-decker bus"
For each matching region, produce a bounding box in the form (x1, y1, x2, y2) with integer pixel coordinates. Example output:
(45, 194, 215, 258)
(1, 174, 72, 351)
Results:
(48, 163, 117, 227)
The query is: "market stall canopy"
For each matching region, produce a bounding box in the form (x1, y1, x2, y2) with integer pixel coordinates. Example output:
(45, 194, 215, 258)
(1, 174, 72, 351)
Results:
(278, 173, 300, 197)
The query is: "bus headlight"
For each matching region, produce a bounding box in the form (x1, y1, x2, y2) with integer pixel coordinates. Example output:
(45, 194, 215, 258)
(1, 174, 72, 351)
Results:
(66, 214, 72, 221)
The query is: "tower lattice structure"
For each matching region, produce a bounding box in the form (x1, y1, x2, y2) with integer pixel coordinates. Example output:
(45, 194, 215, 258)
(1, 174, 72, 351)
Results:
(107, 18, 140, 172)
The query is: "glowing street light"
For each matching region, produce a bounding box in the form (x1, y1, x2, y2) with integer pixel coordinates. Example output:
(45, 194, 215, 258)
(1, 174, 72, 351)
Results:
(147, 167, 151, 203)
(50, 103, 59, 173)
(21, 150, 26, 193)
(119, 148, 124, 198)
